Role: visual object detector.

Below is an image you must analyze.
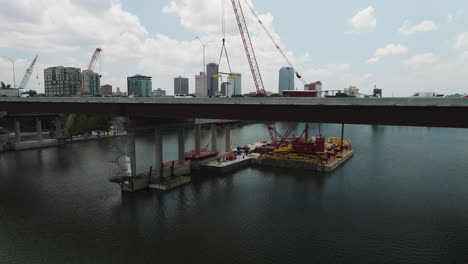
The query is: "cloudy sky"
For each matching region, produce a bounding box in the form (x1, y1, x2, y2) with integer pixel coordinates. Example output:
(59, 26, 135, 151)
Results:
(0, 0, 467, 96)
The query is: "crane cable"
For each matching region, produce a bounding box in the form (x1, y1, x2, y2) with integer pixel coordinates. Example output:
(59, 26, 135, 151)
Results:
(218, 0, 232, 73)
(242, 0, 307, 85)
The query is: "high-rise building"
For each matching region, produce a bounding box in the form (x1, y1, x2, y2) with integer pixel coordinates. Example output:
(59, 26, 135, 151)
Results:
(82, 70, 100, 95)
(100, 84, 112, 95)
(278, 67, 295, 94)
(174, 76, 189, 95)
(127, 75, 152, 97)
(220, 82, 230, 96)
(44, 66, 82, 96)
(228, 73, 242, 95)
(206, 63, 219, 97)
(195, 72, 208, 98)
(153, 88, 166, 97)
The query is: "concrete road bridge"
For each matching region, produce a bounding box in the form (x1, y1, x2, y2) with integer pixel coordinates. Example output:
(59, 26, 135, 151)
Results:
(1, 97, 467, 128)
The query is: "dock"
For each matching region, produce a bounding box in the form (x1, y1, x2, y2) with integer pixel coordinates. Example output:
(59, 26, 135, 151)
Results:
(200, 154, 254, 174)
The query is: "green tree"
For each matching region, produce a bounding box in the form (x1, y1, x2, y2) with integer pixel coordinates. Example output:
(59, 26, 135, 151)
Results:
(70, 115, 110, 135)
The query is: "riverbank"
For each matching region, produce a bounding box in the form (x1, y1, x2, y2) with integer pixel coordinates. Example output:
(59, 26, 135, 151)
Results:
(0, 134, 126, 152)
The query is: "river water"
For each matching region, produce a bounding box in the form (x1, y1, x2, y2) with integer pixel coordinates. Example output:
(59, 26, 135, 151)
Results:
(1, 123, 468, 263)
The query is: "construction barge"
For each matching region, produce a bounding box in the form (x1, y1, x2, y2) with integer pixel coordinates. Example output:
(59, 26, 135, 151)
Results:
(200, 135, 353, 173)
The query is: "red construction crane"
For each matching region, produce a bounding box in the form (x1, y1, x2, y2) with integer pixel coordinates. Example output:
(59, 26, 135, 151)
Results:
(230, 0, 297, 148)
(231, 0, 266, 95)
(242, 0, 307, 86)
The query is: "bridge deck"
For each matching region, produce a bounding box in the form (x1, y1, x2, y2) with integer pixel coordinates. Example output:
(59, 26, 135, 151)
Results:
(1, 97, 467, 128)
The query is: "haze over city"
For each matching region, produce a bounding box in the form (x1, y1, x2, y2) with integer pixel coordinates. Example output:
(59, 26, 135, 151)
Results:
(1, 0, 467, 96)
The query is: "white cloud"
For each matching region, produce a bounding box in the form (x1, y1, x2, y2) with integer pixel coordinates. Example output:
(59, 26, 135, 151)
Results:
(348, 6, 376, 33)
(306, 64, 350, 77)
(403, 53, 438, 65)
(368, 44, 408, 63)
(447, 10, 464, 23)
(454, 32, 468, 49)
(2, 0, 351, 95)
(399, 20, 437, 35)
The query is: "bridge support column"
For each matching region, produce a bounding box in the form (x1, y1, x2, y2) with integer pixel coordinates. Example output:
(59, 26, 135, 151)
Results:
(340, 123, 344, 149)
(194, 124, 201, 155)
(55, 117, 62, 138)
(36, 118, 42, 141)
(211, 123, 217, 152)
(14, 119, 21, 143)
(178, 128, 185, 165)
(225, 123, 231, 152)
(129, 129, 137, 177)
(155, 128, 163, 181)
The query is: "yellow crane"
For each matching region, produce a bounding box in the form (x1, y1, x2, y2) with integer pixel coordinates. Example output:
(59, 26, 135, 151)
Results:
(61, 48, 102, 138)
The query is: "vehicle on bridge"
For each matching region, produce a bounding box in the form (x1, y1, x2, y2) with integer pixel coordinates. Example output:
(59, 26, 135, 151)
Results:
(412, 92, 444, 97)
(174, 94, 194, 98)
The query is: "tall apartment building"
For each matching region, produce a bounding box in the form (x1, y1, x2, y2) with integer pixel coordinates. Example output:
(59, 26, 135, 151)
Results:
(195, 72, 207, 98)
(174, 76, 189, 95)
(82, 70, 100, 95)
(44, 66, 81, 96)
(228, 73, 242, 95)
(278, 67, 295, 94)
(127, 75, 152, 97)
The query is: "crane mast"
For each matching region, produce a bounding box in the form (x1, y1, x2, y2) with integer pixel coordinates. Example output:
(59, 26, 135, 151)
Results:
(231, 0, 266, 95)
(18, 54, 38, 90)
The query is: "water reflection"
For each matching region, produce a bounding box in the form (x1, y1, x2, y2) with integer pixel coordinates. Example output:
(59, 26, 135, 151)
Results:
(1, 124, 468, 263)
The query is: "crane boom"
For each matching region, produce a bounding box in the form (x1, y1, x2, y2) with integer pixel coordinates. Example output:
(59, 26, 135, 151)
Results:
(231, 0, 266, 95)
(79, 48, 102, 96)
(242, 0, 307, 86)
(18, 54, 38, 90)
(62, 48, 102, 138)
(230, 0, 298, 147)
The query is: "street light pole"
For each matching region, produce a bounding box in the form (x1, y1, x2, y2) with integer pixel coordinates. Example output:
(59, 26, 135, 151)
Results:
(1, 56, 22, 88)
(195, 37, 210, 72)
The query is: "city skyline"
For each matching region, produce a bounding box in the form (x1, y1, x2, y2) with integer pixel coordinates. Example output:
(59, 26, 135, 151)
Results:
(0, 0, 467, 96)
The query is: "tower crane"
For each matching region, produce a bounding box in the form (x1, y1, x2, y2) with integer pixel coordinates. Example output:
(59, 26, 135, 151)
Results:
(61, 48, 102, 138)
(18, 54, 38, 90)
(230, 0, 298, 148)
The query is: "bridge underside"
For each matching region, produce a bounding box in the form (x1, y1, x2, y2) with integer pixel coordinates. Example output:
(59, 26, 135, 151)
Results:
(1, 101, 467, 128)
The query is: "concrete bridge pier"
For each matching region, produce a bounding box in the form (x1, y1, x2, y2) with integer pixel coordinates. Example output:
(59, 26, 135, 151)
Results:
(36, 118, 42, 141)
(178, 128, 185, 165)
(55, 117, 62, 139)
(211, 123, 217, 151)
(129, 129, 137, 178)
(14, 119, 21, 143)
(225, 123, 231, 152)
(148, 126, 191, 190)
(154, 128, 163, 178)
(195, 124, 201, 155)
